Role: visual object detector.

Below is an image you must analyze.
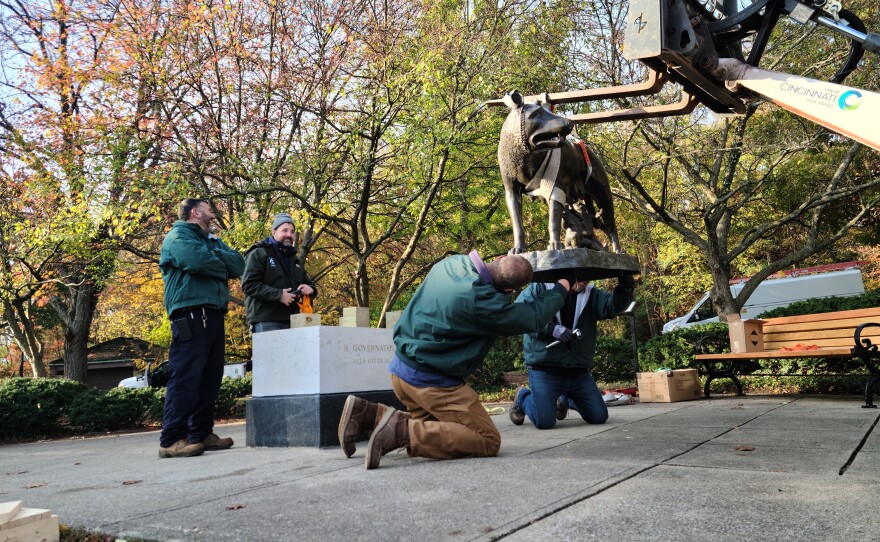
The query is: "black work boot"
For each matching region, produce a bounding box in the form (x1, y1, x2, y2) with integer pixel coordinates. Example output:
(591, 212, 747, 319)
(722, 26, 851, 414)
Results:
(555, 398, 569, 421)
(365, 408, 410, 470)
(338, 395, 387, 458)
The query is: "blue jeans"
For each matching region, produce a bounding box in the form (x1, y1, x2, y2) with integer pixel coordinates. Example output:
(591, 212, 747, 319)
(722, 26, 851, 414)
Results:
(252, 321, 290, 333)
(517, 368, 608, 429)
(160, 307, 226, 448)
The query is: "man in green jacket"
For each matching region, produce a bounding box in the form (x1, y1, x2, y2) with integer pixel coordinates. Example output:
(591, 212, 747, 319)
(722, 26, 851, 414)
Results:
(509, 275, 634, 429)
(242, 213, 316, 332)
(158, 198, 245, 458)
(338, 250, 572, 469)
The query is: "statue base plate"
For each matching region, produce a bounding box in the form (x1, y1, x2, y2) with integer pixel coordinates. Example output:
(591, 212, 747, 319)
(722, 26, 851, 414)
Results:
(518, 248, 640, 282)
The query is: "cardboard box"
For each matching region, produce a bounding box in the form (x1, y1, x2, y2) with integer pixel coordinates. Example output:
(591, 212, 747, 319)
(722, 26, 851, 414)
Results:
(727, 315, 764, 353)
(637, 369, 702, 403)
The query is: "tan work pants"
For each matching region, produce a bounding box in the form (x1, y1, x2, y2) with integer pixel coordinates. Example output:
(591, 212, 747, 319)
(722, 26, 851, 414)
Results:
(391, 374, 501, 460)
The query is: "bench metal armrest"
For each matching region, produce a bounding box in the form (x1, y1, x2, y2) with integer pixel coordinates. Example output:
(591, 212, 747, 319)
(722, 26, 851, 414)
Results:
(852, 322, 880, 355)
(851, 322, 880, 408)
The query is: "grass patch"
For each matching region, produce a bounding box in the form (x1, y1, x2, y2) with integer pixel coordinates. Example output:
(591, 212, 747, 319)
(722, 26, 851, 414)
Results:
(60, 524, 158, 542)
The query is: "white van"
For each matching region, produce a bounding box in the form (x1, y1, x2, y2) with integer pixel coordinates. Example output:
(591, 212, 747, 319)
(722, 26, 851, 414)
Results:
(118, 360, 249, 388)
(662, 265, 865, 333)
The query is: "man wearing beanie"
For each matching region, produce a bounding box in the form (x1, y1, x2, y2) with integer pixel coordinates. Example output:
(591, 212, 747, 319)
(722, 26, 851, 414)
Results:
(242, 212, 317, 332)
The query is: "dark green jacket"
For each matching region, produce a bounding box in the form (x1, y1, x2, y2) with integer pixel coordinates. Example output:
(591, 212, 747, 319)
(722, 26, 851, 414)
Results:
(159, 221, 245, 316)
(393, 254, 567, 379)
(241, 239, 316, 324)
(517, 281, 633, 371)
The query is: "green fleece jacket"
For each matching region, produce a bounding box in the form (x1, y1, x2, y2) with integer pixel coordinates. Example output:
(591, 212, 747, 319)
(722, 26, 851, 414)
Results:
(517, 281, 633, 371)
(393, 254, 567, 379)
(159, 221, 245, 315)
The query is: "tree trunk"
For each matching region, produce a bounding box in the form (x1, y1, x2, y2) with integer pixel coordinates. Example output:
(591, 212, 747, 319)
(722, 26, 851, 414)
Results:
(55, 279, 100, 384)
(354, 259, 369, 309)
(708, 266, 739, 321)
(2, 299, 46, 378)
(63, 325, 90, 383)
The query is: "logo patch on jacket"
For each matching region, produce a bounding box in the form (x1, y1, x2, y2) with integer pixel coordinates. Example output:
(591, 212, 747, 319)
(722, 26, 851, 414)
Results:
(268, 257, 277, 267)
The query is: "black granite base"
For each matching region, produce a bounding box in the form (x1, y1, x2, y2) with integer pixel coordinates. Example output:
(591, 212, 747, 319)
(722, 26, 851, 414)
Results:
(245, 391, 405, 448)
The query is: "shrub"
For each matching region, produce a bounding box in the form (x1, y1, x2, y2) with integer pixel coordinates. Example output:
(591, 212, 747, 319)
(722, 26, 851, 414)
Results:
(145, 375, 252, 421)
(638, 323, 729, 371)
(148, 387, 166, 422)
(215, 375, 252, 417)
(1, 371, 254, 440)
(593, 336, 637, 382)
(466, 336, 523, 393)
(67, 387, 155, 432)
(0, 377, 87, 439)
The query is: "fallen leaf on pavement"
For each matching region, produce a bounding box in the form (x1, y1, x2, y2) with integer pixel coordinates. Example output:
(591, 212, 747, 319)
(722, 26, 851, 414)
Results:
(735, 445, 755, 451)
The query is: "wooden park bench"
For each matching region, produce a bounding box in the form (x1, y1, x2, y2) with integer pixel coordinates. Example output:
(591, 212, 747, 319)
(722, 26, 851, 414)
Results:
(694, 307, 880, 408)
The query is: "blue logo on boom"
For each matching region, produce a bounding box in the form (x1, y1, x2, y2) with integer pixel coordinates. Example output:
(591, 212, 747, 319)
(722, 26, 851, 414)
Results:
(838, 90, 862, 111)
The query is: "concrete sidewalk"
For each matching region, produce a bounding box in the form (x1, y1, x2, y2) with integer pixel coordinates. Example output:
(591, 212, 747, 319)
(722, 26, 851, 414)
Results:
(1, 395, 879, 541)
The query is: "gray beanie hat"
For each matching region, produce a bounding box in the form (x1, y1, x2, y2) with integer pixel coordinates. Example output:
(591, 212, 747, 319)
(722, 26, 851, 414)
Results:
(272, 213, 295, 230)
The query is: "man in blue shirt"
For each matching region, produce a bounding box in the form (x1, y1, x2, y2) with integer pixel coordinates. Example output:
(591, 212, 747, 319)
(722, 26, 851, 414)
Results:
(510, 275, 634, 429)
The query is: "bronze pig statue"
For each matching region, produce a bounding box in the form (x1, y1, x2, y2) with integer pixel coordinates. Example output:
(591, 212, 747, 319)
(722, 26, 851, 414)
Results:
(498, 91, 620, 253)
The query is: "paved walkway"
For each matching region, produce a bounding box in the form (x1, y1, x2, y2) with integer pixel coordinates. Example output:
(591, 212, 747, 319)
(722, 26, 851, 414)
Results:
(2, 395, 879, 541)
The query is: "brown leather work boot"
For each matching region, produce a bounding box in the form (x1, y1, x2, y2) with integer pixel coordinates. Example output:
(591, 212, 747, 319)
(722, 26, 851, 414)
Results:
(158, 439, 205, 458)
(338, 395, 387, 458)
(198, 433, 234, 451)
(365, 408, 410, 470)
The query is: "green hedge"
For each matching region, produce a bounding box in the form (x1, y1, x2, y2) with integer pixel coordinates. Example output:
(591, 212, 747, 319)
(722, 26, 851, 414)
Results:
(0, 378, 86, 439)
(215, 375, 253, 417)
(149, 387, 167, 421)
(0, 375, 252, 441)
(593, 336, 637, 382)
(467, 336, 523, 393)
(638, 323, 729, 371)
(68, 387, 155, 432)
